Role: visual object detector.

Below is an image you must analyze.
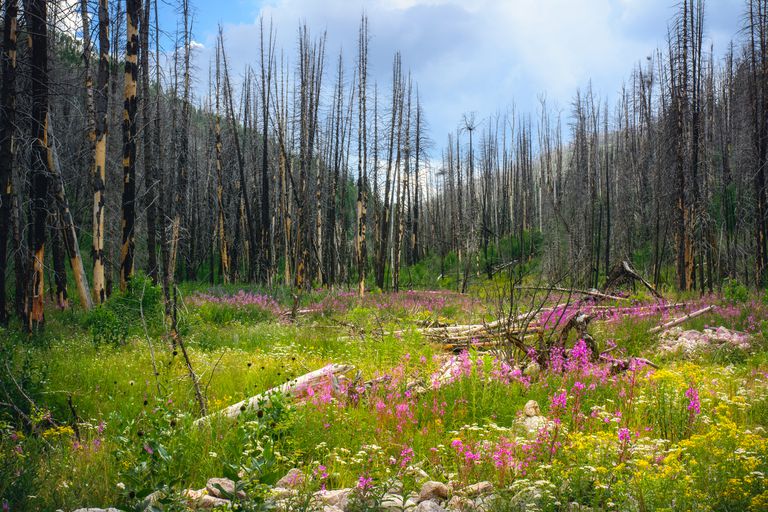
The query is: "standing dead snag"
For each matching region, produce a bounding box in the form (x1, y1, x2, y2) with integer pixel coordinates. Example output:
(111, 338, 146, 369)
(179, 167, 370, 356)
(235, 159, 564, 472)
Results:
(213, 37, 230, 283)
(91, 0, 110, 303)
(27, 0, 52, 330)
(141, 0, 158, 283)
(356, 15, 369, 297)
(0, 0, 18, 325)
(120, 0, 141, 291)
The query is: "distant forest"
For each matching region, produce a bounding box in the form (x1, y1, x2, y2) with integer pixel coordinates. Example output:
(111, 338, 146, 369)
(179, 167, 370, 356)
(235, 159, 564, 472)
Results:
(0, 0, 767, 330)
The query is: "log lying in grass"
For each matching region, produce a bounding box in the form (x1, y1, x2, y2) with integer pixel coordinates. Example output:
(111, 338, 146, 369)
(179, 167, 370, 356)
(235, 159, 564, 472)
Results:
(648, 305, 715, 335)
(515, 286, 629, 302)
(194, 363, 354, 426)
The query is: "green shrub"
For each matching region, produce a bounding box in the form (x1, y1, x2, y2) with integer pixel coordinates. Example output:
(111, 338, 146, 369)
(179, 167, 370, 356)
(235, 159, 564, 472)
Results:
(723, 278, 749, 303)
(84, 272, 163, 345)
(195, 302, 275, 326)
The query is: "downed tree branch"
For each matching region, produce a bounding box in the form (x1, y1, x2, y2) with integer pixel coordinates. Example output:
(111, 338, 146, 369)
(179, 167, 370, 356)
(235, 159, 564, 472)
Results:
(516, 286, 629, 302)
(194, 363, 354, 426)
(648, 305, 715, 335)
(604, 260, 662, 299)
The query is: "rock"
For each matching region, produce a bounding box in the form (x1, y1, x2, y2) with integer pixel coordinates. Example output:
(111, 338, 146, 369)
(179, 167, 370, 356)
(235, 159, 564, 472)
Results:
(72, 509, 124, 512)
(182, 488, 206, 502)
(473, 494, 498, 511)
(521, 414, 548, 434)
(380, 494, 417, 509)
(523, 361, 540, 378)
(461, 481, 493, 498)
(445, 495, 473, 511)
(323, 507, 345, 512)
(659, 326, 751, 354)
(196, 495, 231, 509)
(313, 488, 352, 508)
(523, 400, 541, 417)
(418, 481, 450, 502)
(276, 468, 306, 489)
(139, 491, 165, 510)
(416, 500, 448, 512)
(207, 477, 245, 499)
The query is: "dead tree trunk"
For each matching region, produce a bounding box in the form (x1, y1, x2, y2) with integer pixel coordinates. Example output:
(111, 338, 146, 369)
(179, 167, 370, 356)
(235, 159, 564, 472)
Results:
(140, 0, 158, 282)
(213, 40, 230, 283)
(0, 0, 18, 324)
(120, 0, 141, 290)
(356, 15, 368, 297)
(27, 0, 51, 330)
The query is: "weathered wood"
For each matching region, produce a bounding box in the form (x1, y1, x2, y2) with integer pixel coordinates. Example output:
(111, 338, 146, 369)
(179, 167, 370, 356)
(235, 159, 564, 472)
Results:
(194, 363, 353, 425)
(48, 117, 93, 310)
(648, 305, 715, 334)
(516, 286, 629, 302)
(604, 260, 663, 299)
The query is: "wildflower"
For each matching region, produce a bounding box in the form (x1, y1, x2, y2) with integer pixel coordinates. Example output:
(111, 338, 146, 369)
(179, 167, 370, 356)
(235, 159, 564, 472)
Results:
(551, 390, 567, 410)
(143, 443, 154, 455)
(399, 446, 414, 467)
(618, 427, 631, 443)
(686, 385, 701, 415)
(357, 475, 374, 490)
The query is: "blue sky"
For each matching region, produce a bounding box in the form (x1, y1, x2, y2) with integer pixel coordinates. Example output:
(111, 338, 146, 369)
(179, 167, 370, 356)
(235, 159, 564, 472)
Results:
(164, 0, 744, 146)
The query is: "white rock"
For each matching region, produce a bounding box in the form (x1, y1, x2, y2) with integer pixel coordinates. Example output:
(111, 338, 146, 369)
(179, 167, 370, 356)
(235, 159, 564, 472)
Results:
(416, 500, 448, 512)
(522, 414, 548, 434)
(473, 493, 497, 511)
(207, 477, 245, 499)
(276, 468, 306, 489)
(195, 495, 231, 509)
(182, 488, 206, 502)
(461, 481, 493, 498)
(418, 481, 450, 502)
(523, 361, 540, 378)
(314, 488, 352, 508)
(523, 400, 541, 417)
(380, 494, 417, 509)
(445, 495, 473, 511)
(72, 509, 124, 512)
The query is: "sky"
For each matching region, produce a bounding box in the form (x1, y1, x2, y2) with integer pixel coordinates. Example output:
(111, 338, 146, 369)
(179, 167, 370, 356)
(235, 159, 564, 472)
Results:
(158, 0, 744, 148)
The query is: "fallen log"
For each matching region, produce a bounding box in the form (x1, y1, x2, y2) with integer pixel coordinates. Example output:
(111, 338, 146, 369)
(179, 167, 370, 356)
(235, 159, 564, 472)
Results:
(516, 286, 629, 302)
(604, 260, 663, 299)
(648, 305, 715, 335)
(194, 363, 354, 426)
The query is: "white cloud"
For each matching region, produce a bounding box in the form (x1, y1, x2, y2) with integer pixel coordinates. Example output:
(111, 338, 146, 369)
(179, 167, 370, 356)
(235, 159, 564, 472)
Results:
(194, 0, 743, 144)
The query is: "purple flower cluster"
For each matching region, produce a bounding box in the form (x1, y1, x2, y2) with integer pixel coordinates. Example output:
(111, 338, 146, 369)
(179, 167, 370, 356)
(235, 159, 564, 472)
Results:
(189, 291, 282, 316)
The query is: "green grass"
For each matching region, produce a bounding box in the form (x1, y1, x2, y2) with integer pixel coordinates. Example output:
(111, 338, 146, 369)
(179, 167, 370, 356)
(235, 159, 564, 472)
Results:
(2, 283, 768, 511)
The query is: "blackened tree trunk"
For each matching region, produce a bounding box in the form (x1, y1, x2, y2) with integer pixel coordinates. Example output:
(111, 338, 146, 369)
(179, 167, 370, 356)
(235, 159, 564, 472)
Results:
(259, 20, 274, 283)
(28, 0, 51, 330)
(90, 0, 110, 303)
(214, 38, 230, 283)
(120, 0, 141, 290)
(140, 0, 158, 282)
(0, 0, 18, 324)
(356, 15, 368, 297)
